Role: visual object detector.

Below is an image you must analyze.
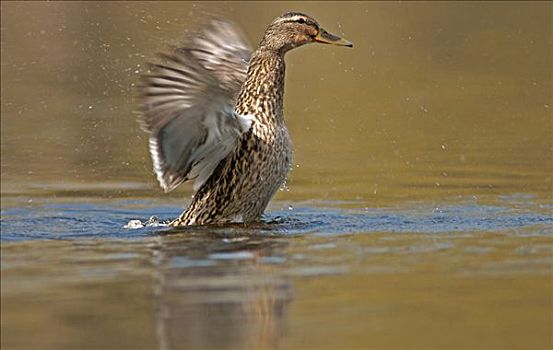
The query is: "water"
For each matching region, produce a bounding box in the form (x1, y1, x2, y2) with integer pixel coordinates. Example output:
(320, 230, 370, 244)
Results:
(2, 2, 552, 349)
(2, 197, 552, 241)
(2, 195, 552, 349)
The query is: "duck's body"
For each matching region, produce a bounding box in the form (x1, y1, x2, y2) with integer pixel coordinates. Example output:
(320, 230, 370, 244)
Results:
(139, 12, 351, 226)
(175, 52, 291, 225)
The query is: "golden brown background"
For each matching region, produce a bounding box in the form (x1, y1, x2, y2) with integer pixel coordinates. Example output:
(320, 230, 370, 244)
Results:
(2, 1, 550, 205)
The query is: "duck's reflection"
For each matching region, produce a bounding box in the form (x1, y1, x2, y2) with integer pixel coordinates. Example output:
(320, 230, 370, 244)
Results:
(149, 225, 292, 350)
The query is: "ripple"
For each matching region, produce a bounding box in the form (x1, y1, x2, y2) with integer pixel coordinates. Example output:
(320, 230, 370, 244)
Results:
(1, 198, 551, 241)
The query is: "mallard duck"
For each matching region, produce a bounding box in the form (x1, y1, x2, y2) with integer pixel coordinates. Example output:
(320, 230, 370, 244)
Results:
(138, 12, 352, 226)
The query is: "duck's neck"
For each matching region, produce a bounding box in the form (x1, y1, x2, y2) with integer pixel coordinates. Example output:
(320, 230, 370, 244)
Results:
(235, 49, 286, 125)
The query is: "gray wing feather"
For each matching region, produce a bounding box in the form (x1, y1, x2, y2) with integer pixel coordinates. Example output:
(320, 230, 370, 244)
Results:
(138, 19, 252, 192)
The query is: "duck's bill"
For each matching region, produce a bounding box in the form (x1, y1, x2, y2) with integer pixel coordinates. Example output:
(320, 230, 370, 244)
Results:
(314, 29, 353, 47)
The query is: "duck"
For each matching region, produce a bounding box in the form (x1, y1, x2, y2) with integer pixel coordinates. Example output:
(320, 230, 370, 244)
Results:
(138, 12, 352, 226)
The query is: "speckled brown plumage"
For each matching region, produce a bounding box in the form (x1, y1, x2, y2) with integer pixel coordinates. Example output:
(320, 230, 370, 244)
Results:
(138, 12, 352, 226)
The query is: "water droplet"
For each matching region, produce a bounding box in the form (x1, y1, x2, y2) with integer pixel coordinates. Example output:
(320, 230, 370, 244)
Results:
(147, 216, 159, 226)
(124, 220, 144, 229)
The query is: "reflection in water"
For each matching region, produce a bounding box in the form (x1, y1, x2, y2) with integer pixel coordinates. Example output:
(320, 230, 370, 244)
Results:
(150, 231, 292, 350)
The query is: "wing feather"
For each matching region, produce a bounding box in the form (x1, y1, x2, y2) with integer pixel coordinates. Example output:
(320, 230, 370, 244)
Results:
(138, 19, 252, 192)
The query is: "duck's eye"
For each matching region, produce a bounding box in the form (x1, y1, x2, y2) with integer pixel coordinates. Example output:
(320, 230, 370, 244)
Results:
(297, 18, 305, 24)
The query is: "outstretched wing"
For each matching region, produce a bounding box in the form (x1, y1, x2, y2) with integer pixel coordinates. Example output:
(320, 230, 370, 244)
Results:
(138, 19, 252, 192)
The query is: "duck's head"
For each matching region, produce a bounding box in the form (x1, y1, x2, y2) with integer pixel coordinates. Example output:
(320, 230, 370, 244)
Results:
(260, 12, 353, 53)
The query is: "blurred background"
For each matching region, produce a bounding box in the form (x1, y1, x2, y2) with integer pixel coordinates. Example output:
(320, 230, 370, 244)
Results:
(2, 1, 551, 206)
